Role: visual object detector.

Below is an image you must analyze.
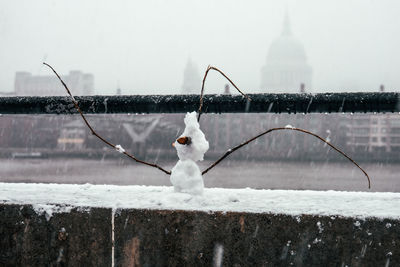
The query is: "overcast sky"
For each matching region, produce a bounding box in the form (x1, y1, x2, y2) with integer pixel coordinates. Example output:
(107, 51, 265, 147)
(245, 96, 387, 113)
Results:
(1, 0, 399, 95)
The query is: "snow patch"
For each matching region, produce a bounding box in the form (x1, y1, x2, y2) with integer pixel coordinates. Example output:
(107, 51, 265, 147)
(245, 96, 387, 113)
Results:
(32, 204, 73, 221)
(1, 183, 400, 219)
(285, 125, 294, 129)
(313, 238, 322, 244)
(228, 195, 239, 203)
(316, 221, 324, 233)
(115, 145, 125, 153)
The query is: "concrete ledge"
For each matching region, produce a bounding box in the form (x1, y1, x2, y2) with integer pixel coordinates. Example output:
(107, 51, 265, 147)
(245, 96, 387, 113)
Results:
(0, 204, 111, 266)
(1, 204, 398, 266)
(114, 209, 398, 266)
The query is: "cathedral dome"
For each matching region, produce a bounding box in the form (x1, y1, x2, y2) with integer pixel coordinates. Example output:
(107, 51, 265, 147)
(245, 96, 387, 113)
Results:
(267, 35, 307, 65)
(260, 11, 312, 93)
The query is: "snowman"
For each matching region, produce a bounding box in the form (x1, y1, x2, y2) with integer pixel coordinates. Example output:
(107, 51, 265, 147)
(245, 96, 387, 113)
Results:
(170, 111, 209, 195)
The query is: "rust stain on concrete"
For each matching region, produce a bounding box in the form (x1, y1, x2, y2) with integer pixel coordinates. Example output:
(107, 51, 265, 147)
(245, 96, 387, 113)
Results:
(239, 216, 245, 233)
(23, 219, 30, 233)
(123, 237, 140, 267)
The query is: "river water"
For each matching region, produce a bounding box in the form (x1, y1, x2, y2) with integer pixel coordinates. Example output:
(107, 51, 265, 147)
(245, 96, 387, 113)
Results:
(1, 158, 398, 192)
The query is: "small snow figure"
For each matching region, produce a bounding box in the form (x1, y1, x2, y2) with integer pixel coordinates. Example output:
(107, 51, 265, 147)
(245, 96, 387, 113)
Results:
(170, 112, 209, 195)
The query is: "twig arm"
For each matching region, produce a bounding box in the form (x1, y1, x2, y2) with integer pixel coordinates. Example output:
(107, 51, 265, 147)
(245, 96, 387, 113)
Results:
(43, 62, 171, 175)
(202, 127, 371, 189)
(197, 66, 251, 121)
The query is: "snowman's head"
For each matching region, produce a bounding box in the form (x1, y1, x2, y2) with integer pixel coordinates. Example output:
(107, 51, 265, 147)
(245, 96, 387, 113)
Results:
(172, 112, 209, 162)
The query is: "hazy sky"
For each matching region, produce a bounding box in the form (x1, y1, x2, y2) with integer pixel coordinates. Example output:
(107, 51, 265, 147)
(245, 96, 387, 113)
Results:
(1, 0, 399, 95)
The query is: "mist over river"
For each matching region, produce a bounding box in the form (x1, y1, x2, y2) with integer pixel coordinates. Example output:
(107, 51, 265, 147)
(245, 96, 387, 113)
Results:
(1, 158, 398, 192)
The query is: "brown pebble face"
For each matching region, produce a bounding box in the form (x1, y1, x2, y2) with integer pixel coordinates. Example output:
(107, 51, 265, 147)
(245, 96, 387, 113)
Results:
(173, 136, 191, 147)
(177, 136, 190, 145)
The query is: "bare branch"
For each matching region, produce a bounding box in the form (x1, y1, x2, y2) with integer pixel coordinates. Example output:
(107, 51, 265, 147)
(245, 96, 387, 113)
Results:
(43, 62, 171, 175)
(202, 127, 371, 189)
(197, 66, 251, 122)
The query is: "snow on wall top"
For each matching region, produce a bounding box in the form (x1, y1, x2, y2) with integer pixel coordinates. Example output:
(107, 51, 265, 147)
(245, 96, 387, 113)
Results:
(1, 182, 399, 219)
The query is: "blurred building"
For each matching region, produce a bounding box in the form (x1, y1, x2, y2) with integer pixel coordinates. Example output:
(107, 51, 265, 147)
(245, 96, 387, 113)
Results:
(260, 11, 312, 93)
(346, 86, 400, 153)
(181, 58, 201, 94)
(346, 114, 400, 153)
(15, 70, 94, 96)
(57, 120, 86, 150)
(1, 112, 399, 162)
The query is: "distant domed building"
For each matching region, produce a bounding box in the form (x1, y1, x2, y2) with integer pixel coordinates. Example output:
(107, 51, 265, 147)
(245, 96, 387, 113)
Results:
(182, 58, 201, 94)
(261, 12, 312, 93)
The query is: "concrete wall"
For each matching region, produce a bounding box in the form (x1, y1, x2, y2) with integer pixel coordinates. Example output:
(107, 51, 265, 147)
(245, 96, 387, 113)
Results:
(1, 204, 398, 266)
(0, 204, 111, 266)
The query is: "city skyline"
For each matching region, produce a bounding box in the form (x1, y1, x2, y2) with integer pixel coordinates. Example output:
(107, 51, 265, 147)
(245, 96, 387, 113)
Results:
(1, 0, 399, 95)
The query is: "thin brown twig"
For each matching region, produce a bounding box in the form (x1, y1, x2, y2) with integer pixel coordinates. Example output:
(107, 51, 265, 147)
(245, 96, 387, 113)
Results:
(202, 127, 371, 189)
(43, 62, 171, 175)
(197, 66, 251, 122)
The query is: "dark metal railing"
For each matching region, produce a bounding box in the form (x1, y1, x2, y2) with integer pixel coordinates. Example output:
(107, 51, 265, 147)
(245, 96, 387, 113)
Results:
(0, 92, 399, 114)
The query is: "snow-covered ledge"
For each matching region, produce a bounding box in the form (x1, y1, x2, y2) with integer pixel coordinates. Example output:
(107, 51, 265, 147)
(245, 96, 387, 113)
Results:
(1, 183, 399, 219)
(1, 183, 399, 266)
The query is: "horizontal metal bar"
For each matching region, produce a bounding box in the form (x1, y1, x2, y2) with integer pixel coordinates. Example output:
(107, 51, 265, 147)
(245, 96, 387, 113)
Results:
(0, 93, 399, 114)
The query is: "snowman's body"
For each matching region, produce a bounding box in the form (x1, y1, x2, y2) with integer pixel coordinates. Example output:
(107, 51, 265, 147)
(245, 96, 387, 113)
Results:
(170, 112, 209, 195)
